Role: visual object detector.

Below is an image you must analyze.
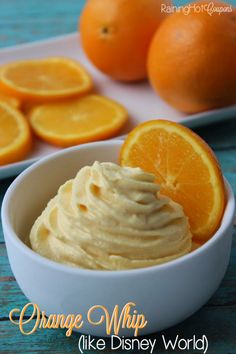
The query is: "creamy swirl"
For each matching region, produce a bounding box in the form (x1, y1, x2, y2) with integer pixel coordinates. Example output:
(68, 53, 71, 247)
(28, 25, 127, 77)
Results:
(30, 162, 192, 270)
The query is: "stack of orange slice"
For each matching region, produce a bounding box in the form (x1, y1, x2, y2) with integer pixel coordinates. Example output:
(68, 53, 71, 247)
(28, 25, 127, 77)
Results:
(0, 57, 128, 164)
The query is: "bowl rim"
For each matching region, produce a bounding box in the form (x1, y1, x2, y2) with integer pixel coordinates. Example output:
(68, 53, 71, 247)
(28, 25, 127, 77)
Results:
(1, 140, 235, 278)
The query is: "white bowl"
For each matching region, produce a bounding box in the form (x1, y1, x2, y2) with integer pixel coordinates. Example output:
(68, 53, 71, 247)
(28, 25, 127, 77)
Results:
(2, 140, 235, 337)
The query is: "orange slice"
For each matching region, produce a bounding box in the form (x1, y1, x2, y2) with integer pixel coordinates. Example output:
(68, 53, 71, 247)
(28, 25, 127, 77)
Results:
(0, 57, 93, 102)
(0, 93, 21, 109)
(28, 94, 128, 147)
(0, 101, 32, 165)
(120, 120, 226, 241)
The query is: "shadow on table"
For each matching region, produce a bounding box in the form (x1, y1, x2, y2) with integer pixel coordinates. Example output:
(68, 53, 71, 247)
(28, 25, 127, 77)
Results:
(194, 116, 236, 150)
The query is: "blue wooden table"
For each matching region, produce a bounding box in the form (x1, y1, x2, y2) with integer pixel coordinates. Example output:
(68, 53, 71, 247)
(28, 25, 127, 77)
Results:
(0, 1, 236, 353)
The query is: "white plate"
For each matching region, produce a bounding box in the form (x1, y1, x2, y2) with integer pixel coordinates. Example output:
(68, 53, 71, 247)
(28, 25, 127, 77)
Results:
(1, 32, 236, 179)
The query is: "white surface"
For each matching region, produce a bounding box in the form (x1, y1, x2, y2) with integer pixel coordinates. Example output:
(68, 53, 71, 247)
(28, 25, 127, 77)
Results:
(2, 141, 235, 336)
(1, 33, 236, 179)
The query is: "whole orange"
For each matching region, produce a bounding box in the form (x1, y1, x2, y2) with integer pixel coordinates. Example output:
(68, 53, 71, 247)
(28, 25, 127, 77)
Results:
(148, 1, 236, 113)
(79, 0, 171, 81)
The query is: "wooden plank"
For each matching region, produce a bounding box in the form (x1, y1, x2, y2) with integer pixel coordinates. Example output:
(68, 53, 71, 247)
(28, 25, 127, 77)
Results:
(0, 177, 15, 244)
(154, 306, 236, 354)
(0, 305, 235, 354)
(0, 319, 81, 354)
(0, 244, 15, 278)
(0, 0, 86, 48)
(0, 177, 14, 202)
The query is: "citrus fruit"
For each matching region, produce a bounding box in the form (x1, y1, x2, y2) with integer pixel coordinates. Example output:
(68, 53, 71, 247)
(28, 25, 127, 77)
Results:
(0, 93, 21, 109)
(120, 120, 226, 241)
(80, 0, 171, 81)
(0, 101, 31, 165)
(0, 57, 93, 103)
(148, 1, 236, 113)
(28, 94, 128, 147)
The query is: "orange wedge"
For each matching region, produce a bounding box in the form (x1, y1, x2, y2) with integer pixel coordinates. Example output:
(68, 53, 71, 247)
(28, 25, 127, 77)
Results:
(0, 101, 32, 165)
(28, 94, 128, 147)
(0, 93, 21, 109)
(120, 120, 226, 241)
(0, 57, 93, 103)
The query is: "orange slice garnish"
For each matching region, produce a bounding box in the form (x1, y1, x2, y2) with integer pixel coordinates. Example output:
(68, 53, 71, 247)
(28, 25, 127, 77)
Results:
(120, 120, 226, 241)
(0, 101, 32, 165)
(28, 94, 128, 147)
(0, 57, 93, 102)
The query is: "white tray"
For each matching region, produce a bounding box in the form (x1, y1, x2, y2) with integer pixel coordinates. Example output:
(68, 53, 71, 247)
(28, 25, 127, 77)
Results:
(1, 32, 236, 179)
